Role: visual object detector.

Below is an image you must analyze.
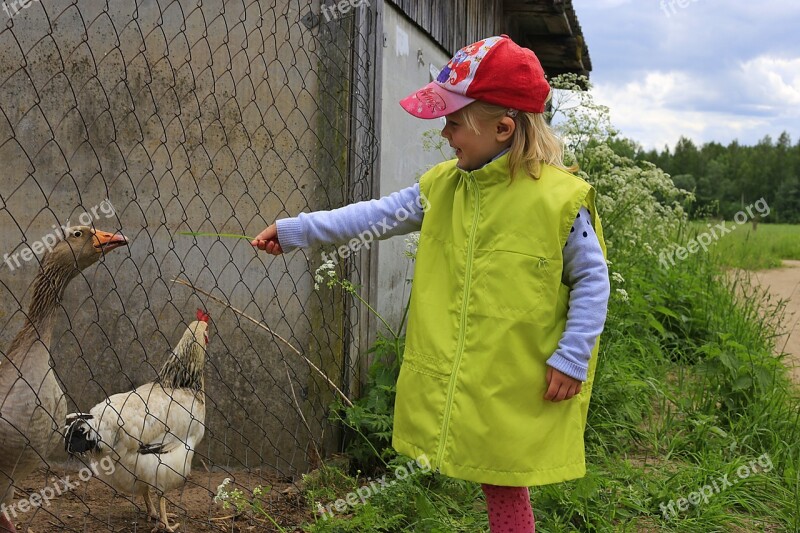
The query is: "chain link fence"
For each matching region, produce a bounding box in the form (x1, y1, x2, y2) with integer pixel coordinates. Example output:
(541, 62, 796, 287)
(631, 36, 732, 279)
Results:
(0, 0, 378, 530)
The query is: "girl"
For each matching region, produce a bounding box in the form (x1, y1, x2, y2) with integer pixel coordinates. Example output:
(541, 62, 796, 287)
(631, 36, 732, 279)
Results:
(252, 35, 610, 533)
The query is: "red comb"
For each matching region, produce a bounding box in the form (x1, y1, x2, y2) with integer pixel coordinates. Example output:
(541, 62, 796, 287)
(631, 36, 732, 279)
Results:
(196, 309, 210, 322)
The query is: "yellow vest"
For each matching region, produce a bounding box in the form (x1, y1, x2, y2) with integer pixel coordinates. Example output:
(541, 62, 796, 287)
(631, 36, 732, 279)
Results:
(392, 155, 606, 486)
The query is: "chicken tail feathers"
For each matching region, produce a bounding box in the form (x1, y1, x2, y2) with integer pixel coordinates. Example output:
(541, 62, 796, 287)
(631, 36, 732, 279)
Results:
(64, 413, 100, 454)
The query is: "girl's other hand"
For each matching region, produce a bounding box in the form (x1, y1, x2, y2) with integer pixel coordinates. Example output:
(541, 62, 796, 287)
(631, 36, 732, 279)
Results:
(544, 367, 582, 402)
(251, 224, 284, 255)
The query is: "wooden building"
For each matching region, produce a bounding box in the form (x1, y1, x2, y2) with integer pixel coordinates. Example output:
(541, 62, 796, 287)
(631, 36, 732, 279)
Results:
(387, 0, 591, 77)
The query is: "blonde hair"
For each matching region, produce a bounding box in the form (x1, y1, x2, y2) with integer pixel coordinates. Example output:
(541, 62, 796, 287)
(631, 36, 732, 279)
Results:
(460, 99, 574, 180)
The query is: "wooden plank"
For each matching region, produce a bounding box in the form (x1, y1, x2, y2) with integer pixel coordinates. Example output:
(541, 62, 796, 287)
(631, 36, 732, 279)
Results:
(524, 36, 584, 68)
(504, 0, 564, 15)
(454, 0, 467, 51)
(543, 12, 572, 34)
(506, 15, 548, 36)
(508, 12, 571, 35)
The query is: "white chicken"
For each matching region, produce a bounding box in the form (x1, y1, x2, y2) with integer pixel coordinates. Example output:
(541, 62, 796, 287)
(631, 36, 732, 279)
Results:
(64, 309, 211, 532)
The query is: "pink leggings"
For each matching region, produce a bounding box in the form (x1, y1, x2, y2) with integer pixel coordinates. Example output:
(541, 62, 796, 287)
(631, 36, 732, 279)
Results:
(481, 484, 535, 533)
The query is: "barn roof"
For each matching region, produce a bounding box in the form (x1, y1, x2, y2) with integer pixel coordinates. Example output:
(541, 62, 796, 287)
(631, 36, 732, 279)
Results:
(386, 0, 591, 79)
(504, 0, 592, 78)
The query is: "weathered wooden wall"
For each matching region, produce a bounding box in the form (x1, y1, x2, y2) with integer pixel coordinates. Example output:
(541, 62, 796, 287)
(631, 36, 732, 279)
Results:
(386, 0, 591, 77)
(387, 0, 504, 54)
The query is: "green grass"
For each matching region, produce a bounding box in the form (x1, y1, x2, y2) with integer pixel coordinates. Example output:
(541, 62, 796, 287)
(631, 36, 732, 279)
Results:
(688, 222, 800, 270)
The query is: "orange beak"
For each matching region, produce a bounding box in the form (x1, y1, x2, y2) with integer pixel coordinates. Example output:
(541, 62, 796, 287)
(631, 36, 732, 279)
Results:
(92, 229, 128, 253)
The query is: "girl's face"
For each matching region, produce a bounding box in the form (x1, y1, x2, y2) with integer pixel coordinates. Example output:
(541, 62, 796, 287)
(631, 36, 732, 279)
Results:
(441, 109, 512, 171)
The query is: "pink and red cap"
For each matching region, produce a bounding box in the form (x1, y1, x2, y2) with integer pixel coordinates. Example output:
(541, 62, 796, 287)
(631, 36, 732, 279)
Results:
(400, 35, 551, 119)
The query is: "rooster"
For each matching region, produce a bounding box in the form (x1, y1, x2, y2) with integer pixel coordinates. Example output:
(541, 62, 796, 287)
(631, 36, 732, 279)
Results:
(64, 309, 210, 533)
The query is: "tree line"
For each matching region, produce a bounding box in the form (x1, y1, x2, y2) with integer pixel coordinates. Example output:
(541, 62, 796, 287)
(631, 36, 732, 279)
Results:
(616, 132, 800, 223)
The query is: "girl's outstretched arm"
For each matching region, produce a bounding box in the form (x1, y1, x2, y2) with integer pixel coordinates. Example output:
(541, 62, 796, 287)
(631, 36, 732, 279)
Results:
(252, 184, 424, 254)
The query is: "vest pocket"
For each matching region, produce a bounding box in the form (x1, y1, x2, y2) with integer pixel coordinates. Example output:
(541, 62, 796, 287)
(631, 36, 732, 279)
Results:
(402, 346, 451, 380)
(472, 249, 561, 326)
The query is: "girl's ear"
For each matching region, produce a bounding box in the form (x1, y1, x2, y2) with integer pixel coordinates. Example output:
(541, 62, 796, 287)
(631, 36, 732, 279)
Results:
(496, 117, 516, 143)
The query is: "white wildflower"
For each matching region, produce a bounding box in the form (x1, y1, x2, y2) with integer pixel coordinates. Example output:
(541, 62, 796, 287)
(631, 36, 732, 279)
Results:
(404, 233, 420, 259)
(615, 288, 629, 302)
(314, 258, 338, 290)
(611, 272, 625, 284)
(214, 478, 232, 505)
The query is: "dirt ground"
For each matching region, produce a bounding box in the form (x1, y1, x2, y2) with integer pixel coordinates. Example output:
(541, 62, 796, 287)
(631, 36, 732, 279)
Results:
(11, 465, 312, 532)
(748, 259, 800, 383)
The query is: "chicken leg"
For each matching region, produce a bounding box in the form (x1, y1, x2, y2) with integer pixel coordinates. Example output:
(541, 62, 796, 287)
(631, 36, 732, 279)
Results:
(144, 490, 158, 520)
(151, 496, 180, 533)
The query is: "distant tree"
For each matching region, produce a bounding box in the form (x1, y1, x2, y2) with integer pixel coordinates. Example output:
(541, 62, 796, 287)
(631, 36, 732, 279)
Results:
(636, 131, 800, 222)
(774, 176, 800, 223)
(670, 174, 696, 193)
(605, 137, 641, 159)
(672, 137, 702, 177)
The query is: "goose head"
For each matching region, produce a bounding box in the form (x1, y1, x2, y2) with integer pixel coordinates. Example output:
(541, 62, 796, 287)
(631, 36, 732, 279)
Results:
(10, 226, 129, 347)
(43, 226, 128, 273)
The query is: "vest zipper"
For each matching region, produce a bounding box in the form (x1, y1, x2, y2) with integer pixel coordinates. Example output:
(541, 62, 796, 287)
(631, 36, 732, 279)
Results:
(436, 172, 480, 466)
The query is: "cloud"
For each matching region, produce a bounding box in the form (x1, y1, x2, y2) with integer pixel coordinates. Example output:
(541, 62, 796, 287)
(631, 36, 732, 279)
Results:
(571, 0, 800, 149)
(591, 71, 776, 149)
(738, 56, 800, 108)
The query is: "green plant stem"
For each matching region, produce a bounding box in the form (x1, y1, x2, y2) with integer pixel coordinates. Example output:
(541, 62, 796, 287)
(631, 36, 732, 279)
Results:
(397, 288, 412, 338)
(253, 503, 288, 533)
(391, 290, 413, 366)
(178, 231, 256, 240)
(348, 285, 398, 339)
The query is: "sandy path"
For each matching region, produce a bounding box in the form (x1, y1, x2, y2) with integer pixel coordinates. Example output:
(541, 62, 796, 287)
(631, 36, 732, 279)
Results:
(748, 260, 800, 384)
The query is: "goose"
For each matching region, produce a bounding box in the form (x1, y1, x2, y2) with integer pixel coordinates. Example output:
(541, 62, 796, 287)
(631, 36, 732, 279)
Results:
(0, 226, 127, 533)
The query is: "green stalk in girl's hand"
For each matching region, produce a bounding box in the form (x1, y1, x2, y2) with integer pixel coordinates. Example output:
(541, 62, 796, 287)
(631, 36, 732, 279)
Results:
(178, 231, 256, 240)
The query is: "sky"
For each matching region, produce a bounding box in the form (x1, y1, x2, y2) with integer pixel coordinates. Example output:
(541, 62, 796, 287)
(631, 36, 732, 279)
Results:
(571, 0, 800, 151)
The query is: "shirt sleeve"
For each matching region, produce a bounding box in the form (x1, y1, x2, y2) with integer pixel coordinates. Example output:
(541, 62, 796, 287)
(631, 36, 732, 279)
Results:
(275, 183, 424, 251)
(546, 206, 610, 382)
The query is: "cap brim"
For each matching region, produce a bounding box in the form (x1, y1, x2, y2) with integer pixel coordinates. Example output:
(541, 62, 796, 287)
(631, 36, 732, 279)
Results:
(399, 81, 476, 119)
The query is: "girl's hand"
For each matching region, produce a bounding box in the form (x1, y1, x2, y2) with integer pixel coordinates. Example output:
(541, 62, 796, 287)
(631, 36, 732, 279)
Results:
(544, 367, 582, 402)
(251, 224, 284, 255)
